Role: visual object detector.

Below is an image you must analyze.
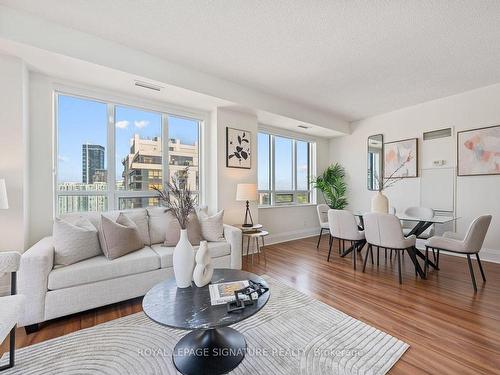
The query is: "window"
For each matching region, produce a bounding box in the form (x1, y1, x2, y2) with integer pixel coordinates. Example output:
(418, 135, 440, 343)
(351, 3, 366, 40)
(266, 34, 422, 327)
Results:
(55, 93, 202, 215)
(257, 132, 314, 206)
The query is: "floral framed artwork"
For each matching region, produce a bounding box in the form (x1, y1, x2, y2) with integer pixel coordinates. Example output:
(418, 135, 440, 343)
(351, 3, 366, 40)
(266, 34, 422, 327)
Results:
(226, 127, 251, 169)
(384, 138, 418, 178)
(457, 125, 500, 176)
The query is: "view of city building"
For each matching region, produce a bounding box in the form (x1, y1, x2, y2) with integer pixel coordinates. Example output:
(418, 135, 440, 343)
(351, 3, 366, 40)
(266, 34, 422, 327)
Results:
(82, 144, 105, 184)
(57, 134, 198, 214)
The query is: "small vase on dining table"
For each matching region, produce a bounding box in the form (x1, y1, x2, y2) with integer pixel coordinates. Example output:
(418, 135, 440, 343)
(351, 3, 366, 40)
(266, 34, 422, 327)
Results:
(371, 191, 389, 213)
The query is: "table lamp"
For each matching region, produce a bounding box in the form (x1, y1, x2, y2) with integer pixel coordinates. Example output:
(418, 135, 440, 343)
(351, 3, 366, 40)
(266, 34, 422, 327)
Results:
(236, 183, 258, 227)
(0, 179, 8, 210)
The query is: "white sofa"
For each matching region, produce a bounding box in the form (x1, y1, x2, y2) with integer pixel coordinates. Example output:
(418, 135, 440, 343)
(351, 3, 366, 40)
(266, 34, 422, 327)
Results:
(18, 208, 242, 331)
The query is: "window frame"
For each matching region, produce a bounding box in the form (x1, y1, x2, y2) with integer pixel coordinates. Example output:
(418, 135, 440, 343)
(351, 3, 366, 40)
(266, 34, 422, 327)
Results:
(54, 88, 206, 216)
(258, 131, 316, 207)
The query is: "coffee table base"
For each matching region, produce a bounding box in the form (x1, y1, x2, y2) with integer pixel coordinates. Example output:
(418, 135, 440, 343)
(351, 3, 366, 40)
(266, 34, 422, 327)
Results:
(173, 327, 246, 375)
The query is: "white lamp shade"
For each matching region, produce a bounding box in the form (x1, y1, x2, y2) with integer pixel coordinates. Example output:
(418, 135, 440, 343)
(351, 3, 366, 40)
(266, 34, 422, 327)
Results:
(0, 179, 8, 210)
(236, 183, 258, 201)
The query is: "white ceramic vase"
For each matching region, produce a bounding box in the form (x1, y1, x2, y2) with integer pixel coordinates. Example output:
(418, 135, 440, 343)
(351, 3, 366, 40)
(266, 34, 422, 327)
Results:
(371, 191, 389, 213)
(173, 229, 195, 288)
(193, 240, 214, 288)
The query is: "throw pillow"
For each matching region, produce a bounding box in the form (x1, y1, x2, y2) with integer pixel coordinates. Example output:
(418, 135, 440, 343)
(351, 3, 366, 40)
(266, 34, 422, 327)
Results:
(164, 212, 202, 246)
(100, 213, 144, 260)
(53, 218, 102, 266)
(198, 210, 225, 242)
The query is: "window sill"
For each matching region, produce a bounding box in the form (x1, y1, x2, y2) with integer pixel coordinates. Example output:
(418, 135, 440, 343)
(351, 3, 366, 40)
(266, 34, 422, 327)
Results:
(258, 203, 317, 209)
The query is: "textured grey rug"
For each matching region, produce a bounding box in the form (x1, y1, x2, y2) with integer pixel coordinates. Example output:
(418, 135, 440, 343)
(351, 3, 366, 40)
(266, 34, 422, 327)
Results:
(3, 276, 408, 374)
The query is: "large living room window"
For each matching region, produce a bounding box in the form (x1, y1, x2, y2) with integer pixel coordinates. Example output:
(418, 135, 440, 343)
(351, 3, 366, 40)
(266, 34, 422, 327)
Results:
(55, 93, 201, 215)
(258, 131, 314, 206)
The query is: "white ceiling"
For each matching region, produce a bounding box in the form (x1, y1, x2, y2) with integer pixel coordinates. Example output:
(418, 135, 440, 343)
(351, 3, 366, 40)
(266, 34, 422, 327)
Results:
(2, 0, 500, 121)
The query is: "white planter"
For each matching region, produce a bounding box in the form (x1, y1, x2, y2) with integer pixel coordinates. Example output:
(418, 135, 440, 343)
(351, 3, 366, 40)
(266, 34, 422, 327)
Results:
(193, 241, 214, 288)
(173, 229, 195, 288)
(371, 191, 389, 213)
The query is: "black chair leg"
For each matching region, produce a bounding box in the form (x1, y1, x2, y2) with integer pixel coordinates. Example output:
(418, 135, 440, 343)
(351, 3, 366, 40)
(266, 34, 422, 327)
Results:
(436, 249, 440, 269)
(432, 248, 436, 263)
(397, 251, 403, 284)
(376, 247, 380, 266)
(316, 228, 324, 248)
(424, 246, 429, 277)
(352, 241, 356, 270)
(385, 248, 387, 260)
(363, 244, 371, 272)
(327, 236, 333, 262)
(466, 255, 477, 292)
(328, 233, 332, 248)
(476, 254, 486, 282)
(0, 326, 15, 371)
(370, 246, 374, 264)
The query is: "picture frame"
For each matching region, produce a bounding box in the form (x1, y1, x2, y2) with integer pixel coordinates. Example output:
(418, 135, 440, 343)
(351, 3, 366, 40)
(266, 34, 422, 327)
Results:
(384, 138, 418, 178)
(226, 127, 251, 169)
(457, 124, 500, 176)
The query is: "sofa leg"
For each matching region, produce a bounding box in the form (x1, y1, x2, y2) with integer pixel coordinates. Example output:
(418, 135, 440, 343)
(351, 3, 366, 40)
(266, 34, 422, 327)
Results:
(24, 324, 39, 335)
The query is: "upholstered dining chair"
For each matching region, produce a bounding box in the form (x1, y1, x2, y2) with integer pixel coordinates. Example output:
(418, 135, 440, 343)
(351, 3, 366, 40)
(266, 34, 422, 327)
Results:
(327, 210, 365, 269)
(402, 206, 435, 239)
(426, 215, 492, 292)
(363, 213, 417, 284)
(316, 204, 330, 248)
(0, 251, 25, 371)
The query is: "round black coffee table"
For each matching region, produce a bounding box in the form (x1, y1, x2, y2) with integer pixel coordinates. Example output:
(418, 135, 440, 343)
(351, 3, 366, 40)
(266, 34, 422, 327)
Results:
(142, 269, 270, 375)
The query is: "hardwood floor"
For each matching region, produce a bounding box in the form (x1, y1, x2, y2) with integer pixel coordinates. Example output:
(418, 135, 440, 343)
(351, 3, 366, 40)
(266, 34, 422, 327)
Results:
(3, 235, 500, 374)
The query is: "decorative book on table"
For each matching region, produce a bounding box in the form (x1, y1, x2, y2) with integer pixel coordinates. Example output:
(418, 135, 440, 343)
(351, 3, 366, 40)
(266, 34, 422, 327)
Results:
(209, 280, 249, 306)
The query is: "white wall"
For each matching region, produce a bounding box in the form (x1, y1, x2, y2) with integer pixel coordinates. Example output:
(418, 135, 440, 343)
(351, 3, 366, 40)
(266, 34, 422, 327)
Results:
(330, 83, 500, 262)
(0, 53, 29, 251)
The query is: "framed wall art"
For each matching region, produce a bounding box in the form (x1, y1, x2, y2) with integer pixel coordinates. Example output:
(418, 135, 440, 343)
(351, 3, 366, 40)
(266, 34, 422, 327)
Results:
(457, 125, 500, 176)
(226, 127, 251, 169)
(384, 138, 418, 178)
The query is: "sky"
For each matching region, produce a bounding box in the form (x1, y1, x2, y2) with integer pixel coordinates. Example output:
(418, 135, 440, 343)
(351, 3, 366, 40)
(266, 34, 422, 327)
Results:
(57, 95, 198, 183)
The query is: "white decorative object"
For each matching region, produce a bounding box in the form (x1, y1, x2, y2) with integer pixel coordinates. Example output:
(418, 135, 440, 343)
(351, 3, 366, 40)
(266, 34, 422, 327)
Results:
(173, 229, 195, 288)
(193, 240, 214, 288)
(371, 191, 389, 213)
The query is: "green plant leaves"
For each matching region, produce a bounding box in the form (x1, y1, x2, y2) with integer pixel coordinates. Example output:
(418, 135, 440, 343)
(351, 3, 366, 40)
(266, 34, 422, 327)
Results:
(311, 163, 348, 209)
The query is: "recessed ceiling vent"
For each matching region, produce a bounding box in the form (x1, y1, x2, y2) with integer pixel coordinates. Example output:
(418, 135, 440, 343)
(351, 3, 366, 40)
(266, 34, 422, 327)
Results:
(298, 125, 310, 129)
(423, 128, 452, 141)
(134, 80, 163, 92)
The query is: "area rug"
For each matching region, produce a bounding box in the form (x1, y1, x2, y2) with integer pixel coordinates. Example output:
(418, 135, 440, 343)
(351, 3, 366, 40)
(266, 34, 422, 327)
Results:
(2, 276, 408, 374)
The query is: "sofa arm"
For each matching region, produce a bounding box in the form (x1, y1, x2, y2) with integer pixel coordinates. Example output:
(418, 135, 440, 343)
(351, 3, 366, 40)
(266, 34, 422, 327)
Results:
(18, 236, 54, 326)
(223, 224, 242, 269)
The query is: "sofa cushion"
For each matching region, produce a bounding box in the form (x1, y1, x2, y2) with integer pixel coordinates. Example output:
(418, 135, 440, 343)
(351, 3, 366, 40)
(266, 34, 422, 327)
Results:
(151, 241, 231, 269)
(100, 213, 144, 260)
(147, 207, 169, 245)
(198, 210, 225, 242)
(164, 212, 202, 246)
(48, 247, 160, 290)
(53, 217, 102, 266)
(61, 209, 150, 248)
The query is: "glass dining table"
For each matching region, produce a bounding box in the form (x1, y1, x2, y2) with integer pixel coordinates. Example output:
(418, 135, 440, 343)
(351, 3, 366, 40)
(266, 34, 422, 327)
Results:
(352, 212, 459, 278)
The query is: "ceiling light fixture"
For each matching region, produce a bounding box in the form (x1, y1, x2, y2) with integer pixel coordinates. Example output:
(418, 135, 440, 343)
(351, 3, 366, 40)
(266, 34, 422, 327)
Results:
(134, 80, 163, 91)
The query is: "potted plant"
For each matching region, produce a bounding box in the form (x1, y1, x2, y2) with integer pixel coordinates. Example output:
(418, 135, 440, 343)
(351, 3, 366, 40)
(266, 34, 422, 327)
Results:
(153, 167, 197, 288)
(311, 163, 348, 209)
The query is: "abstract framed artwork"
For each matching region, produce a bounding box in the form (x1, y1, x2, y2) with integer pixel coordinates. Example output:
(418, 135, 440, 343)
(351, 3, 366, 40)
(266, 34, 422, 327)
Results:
(457, 125, 500, 176)
(226, 127, 251, 169)
(384, 138, 418, 178)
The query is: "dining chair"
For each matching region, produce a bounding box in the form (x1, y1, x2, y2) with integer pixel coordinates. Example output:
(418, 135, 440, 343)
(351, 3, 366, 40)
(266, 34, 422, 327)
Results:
(327, 210, 365, 269)
(363, 213, 417, 284)
(402, 206, 435, 239)
(0, 251, 25, 371)
(316, 204, 330, 248)
(426, 215, 492, 292)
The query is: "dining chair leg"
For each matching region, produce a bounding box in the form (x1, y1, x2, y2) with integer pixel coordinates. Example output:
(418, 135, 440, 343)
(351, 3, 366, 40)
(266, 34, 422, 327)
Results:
(436, 249, 440, 269)
(385, 248, 387, 260)
(363, 244, 371, 272)
(370, 246, 374, 264)
(424, 246, 429, 277)
(0, 326, 15, 370)
(317, 228, 324, 248)
(466, 254, 477, 292)
(432, 248, 436, 263)
(327, 236, 333, 262)
(397, 251, 403, 284)
(476, 254, 486, 282)
(376, 247, 380, 266)
(353, 241, 357, 270)
(329, 233, 333, 248)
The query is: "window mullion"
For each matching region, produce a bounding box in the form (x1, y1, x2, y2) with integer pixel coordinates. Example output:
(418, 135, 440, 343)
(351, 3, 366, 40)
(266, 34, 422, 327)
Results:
(270, 135, 275, 205)
(162, 113, 169, 191)
(107, 103, 116, 210)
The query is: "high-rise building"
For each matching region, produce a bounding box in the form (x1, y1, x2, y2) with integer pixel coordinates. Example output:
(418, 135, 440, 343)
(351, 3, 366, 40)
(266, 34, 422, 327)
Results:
(82, 144, 105, 184)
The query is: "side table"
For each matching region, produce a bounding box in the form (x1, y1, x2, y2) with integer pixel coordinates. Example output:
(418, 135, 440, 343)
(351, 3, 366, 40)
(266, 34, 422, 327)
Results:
(243, 230, 269, 265)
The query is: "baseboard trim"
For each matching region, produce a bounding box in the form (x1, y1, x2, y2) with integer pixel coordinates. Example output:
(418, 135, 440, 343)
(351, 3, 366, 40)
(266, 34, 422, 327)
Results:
(264, 227, 321, 246)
